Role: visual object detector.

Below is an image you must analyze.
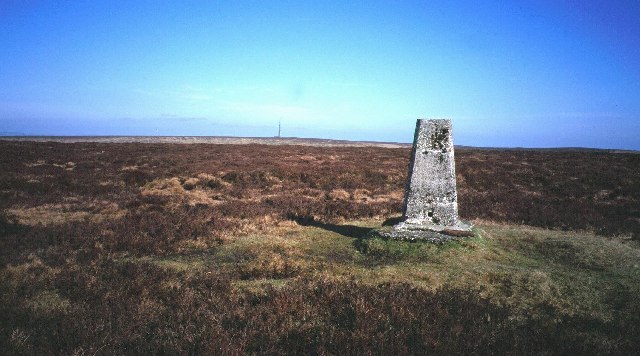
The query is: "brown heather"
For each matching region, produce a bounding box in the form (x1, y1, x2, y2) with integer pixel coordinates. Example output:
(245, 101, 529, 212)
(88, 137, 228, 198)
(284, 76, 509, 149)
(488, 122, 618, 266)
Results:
(0, 141, 639, 354)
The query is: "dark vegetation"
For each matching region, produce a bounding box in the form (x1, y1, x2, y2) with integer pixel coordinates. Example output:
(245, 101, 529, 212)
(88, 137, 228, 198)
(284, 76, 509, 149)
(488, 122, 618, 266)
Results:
(1, 141, 639, 354)
(1, 141, 637, 237)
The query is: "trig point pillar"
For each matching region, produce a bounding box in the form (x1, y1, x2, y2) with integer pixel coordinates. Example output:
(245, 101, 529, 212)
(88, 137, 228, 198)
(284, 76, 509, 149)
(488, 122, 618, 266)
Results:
(380, 118, 472, 242)
(403, 119, 461, 226)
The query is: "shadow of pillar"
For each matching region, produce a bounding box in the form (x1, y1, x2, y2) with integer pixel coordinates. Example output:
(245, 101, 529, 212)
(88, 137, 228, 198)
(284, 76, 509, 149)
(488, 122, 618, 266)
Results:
(292, 216, 373, 239)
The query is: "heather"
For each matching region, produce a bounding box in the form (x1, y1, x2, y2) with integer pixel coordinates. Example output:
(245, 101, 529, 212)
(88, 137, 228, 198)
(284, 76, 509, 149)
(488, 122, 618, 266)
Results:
(1, 141, 639, 354)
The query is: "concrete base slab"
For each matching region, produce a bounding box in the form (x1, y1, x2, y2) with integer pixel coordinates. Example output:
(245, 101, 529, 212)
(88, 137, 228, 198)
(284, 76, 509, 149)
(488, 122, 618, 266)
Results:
(371, 220, 474, 243)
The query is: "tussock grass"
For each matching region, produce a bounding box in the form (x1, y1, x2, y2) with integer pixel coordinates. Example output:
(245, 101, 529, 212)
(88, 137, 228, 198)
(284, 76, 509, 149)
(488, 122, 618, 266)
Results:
(3, 218, 638, 354)
(121, 219, 639, 329)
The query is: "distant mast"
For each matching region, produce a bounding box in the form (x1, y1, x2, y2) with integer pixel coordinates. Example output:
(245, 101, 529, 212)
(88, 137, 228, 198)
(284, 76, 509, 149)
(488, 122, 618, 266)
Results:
(278, 120, 281, 138)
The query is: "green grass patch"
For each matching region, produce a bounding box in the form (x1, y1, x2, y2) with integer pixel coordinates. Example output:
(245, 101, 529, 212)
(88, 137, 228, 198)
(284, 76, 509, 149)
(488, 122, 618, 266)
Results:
(96, 219, 639, 353)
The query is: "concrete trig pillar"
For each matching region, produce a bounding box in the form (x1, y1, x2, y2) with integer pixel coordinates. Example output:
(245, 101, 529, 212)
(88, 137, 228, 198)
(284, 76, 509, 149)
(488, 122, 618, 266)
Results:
(403, 119, 461, 227)
(382, 118, 472, 242)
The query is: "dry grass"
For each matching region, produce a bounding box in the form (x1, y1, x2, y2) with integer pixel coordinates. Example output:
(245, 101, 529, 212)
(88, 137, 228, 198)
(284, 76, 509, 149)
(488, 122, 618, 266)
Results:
(7, 200, 125, 226)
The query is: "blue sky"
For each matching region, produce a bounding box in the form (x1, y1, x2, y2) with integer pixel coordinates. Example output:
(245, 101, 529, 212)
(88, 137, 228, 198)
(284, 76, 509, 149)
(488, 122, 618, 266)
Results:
(1, 1, 639, 149)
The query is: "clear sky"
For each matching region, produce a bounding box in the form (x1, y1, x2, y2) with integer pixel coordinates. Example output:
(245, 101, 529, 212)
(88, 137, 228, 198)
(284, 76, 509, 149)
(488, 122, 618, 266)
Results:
(1, 1, 639, 149)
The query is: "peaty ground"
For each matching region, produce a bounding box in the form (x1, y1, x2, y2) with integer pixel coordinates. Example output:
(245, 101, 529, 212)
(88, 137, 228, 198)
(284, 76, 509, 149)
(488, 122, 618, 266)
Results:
(0, 140, 639, 354)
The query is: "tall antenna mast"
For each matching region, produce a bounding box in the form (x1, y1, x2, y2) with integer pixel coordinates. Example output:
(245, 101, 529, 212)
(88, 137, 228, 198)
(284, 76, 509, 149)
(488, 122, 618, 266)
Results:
(278, 120, 281, 138)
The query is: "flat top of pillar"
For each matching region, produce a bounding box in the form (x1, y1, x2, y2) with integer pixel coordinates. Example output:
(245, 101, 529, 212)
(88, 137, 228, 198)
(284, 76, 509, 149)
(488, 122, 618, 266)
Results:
(418, 118, 451, 123)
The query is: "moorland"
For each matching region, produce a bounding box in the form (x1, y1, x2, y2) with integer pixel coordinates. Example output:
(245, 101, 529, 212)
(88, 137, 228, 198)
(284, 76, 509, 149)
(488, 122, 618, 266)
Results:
(1, 140, 639, 354)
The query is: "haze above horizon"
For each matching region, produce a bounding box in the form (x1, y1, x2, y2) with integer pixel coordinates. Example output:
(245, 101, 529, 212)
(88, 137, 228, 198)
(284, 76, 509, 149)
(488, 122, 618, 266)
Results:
(1, 1, 639, 149)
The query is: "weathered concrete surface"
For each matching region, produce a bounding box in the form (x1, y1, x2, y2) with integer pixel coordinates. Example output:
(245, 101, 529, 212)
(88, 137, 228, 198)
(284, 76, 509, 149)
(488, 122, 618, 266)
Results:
(402, 119, 464, 226)
(379, 118, 472, 242)
(371, 225, 473, 243)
